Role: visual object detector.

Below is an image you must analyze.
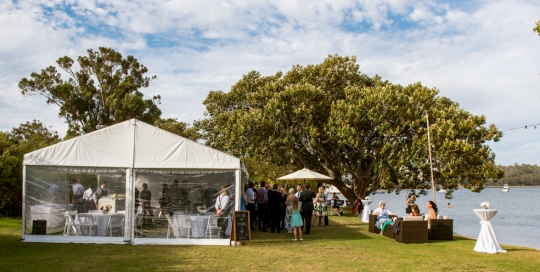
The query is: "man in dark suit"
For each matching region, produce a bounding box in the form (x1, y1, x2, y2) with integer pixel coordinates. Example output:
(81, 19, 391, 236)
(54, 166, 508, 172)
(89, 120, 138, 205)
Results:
(299, 183, 316, 234)
(268, 184, 282, 233)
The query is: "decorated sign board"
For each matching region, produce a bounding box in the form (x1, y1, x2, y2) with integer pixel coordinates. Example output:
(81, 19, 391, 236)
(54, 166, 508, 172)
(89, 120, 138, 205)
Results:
(230, 211, 251, 246)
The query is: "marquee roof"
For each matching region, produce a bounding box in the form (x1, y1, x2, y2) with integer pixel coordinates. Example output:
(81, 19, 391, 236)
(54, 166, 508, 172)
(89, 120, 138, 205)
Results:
(23, 119, 241, 169)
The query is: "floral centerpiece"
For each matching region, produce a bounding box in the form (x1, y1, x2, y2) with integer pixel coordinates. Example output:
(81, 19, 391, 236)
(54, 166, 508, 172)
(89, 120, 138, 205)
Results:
(481, 202, 490, 209)
(100, 204, 112, 214)
(365, 196, 369, 200)
(197, 206, 207, 215)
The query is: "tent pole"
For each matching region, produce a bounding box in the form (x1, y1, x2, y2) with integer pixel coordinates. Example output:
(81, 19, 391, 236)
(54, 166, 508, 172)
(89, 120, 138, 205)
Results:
(21, 165, 27, 239)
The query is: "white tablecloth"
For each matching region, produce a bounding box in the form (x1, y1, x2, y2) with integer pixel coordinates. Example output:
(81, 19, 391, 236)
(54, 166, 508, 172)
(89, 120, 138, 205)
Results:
(173, 213, 230, 238)
(80, 212, 123, 236)
(361, 200, 373, 223)
(29, 204, 65, 234)
(473, 209, 507, 254)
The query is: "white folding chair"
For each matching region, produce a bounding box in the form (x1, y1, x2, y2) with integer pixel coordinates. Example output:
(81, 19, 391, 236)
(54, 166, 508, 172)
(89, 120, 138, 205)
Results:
(205, 215, 221, 239)
(63, 211, 79, 236)
(77, 214, 96, 236)
(165, 214, 177, 239)
(107, 214, 125, 237)
(134, 213, 144, 237)
(176, 216, 191, 239)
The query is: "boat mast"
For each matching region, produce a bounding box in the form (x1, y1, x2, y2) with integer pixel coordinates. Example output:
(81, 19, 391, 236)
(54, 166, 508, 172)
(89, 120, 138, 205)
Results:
(426, 112, 436, 203)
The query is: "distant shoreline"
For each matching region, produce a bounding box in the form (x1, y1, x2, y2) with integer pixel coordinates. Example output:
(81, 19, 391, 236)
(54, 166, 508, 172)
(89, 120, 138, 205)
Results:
(485, 185, 539, 188)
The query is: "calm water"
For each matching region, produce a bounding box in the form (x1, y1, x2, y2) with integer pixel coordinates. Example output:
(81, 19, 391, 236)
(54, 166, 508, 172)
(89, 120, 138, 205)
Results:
(363, 188, 540, 250)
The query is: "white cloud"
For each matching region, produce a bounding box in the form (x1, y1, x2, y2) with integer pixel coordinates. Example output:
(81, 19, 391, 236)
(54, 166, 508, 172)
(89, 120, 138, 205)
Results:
(1, 0, 540, 166)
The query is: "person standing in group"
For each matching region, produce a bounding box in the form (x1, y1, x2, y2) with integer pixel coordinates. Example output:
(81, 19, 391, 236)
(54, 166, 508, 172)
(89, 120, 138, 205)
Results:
(71, 178, 85, 213)
(169, 180, 181, 212)
(285, 188, 296, 233)
(289, 195, 303, 241)
(405, 193, 416, 214)
(268, 184, 282, 233)
(256, 181, 269, 232)
(313, 186, 327, 226)
(279, 187, 287, 231)
(323, 186, 329, 226)
(139, 183, 152, 224)
(245, 182, 256, 230)
(299, 183, 315, 234)
(257, 180, 270, 232)
(295, 184, 302, 207)
(214, 185, 231, 238)
(83, 184, 97, 212)
(96, 180, 109, 200)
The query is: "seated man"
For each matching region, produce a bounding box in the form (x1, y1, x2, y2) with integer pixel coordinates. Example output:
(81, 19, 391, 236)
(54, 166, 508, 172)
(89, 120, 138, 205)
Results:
(372, 201, 397, 234)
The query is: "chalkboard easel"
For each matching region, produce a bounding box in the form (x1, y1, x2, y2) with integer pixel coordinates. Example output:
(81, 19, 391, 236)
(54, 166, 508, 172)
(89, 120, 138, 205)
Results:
(230, 211, 251, 246)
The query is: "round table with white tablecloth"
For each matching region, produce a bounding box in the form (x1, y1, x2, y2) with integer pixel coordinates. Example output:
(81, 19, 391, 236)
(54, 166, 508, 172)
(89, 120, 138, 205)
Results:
(473, 209, 507, 254)
(361, 200, 373, 223)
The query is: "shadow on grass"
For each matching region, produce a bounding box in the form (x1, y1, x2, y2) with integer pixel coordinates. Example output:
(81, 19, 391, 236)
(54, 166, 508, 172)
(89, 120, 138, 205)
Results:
(250, 215, 374, 245)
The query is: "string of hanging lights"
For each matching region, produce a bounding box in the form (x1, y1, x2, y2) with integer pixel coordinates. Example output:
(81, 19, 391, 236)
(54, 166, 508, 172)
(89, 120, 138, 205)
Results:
(500, 123, 540, 132)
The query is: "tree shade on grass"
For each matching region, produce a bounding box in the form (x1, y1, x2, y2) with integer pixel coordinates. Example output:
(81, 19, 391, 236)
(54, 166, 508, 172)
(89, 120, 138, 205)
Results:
(1, 216, 538, 271)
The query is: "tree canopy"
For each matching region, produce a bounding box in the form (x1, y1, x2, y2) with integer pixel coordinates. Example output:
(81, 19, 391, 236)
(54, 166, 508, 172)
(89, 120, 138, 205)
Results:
(0, 120, 61, 216)
(19, 47, 162, 138)
(196, 55, 504, 202)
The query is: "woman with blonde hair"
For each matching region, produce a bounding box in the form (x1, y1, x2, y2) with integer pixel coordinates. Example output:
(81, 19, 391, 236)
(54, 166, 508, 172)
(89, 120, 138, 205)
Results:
(284, 188, 295, 233)
(289, 195, 303, 241)
(313, 186, 327, 226)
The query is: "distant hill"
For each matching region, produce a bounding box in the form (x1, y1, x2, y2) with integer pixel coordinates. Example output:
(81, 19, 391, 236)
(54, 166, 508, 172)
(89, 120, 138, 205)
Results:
(489, 164, 540, 186)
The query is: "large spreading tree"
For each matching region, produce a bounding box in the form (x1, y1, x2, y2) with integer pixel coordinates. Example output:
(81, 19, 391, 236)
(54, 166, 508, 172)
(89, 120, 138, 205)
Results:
(19, 47, 162, 138)
(196, 55, 503, 202)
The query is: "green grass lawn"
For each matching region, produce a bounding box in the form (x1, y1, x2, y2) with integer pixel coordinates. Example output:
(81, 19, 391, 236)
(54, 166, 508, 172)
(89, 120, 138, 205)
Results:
(1, 215, 538, 271)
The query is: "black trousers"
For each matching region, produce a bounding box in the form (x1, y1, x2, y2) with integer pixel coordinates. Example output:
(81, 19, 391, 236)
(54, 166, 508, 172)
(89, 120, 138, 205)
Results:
(324, 214, 329, 226)
(257, 204, 268, 230)
(247, 203, 256, 229)
(301, 209, 313, 233)
(270, 208, 281, 232)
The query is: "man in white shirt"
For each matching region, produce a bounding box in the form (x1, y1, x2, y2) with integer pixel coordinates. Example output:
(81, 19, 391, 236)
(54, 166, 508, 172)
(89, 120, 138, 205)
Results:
(295, 184, 303, 206)
(246, 182, 256, 230)
(83, 184, 98, 211)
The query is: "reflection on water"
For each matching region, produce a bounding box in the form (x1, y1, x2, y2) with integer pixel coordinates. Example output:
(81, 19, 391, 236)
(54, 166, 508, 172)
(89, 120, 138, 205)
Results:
(364, 188, 540, 250)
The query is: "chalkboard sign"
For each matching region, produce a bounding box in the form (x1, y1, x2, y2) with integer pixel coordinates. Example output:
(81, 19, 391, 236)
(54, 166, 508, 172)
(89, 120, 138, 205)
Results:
(230, 211, 251, 246)
(334, 200, 345, 206)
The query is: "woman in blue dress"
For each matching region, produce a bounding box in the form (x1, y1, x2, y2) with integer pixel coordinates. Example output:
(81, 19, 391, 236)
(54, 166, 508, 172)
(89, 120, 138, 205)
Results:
(289, 196, 303, 241)
(372, 201, 397, 234)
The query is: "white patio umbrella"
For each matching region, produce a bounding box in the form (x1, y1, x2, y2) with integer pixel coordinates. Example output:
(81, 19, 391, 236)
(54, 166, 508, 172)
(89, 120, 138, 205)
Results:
(277, 168, 333, 181)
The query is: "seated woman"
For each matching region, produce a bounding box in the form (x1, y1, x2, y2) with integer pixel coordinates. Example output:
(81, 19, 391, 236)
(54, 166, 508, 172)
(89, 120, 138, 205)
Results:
(425, 200, 438, 228)
(331, 193, 340, 216)
(409, 204, 421, 216)
(372, 201, 397, 234)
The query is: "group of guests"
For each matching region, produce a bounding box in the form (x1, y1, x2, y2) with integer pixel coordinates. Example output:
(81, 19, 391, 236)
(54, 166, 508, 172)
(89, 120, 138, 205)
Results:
(372, 192, 440, 234)
(243, 181, 330, 241)
(70, 178, 110, 213)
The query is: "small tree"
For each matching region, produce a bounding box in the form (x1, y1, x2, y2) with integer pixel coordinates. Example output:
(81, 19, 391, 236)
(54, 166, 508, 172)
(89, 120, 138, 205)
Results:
(19, 47, 162, 138)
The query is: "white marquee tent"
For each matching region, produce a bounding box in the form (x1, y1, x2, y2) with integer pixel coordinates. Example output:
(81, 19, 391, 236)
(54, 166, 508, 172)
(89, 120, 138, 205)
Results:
(22, 119, 247, 245)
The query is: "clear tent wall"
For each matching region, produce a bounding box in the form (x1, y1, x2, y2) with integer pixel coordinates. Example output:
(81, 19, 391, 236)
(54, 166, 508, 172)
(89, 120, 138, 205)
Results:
(24, 166, 241, 244)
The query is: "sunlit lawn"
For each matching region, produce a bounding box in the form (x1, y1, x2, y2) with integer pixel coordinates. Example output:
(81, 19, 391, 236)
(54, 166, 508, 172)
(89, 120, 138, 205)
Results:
(1, 215, 539, 271)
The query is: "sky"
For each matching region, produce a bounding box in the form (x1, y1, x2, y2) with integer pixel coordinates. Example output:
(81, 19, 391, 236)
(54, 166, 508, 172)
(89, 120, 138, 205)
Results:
(1, 0, 539, 166)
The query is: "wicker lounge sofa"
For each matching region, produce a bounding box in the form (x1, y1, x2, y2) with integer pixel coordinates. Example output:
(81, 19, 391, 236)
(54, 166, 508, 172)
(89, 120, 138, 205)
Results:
(428, 219, 453, 240)
(394, 218, 428, 244)
(368, 214, 381, 234)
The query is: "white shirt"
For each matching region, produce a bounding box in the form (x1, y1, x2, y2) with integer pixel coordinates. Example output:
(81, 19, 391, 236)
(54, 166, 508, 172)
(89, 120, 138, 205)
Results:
(72, 184, 84, 196)
(83, 188, 97, 202)
(215, 194, 230, 211)
(296, 190, 302, 206)
(246, 189, 255, 204)
(373, 207, 393, 219)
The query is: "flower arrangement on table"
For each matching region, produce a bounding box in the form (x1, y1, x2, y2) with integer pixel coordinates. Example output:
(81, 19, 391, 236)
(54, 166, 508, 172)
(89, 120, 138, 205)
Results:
(100, 204, 113, 214)
(197, 206, 207, 215)
(365, 196, 369, 200)
(481, 202, 490, 209)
